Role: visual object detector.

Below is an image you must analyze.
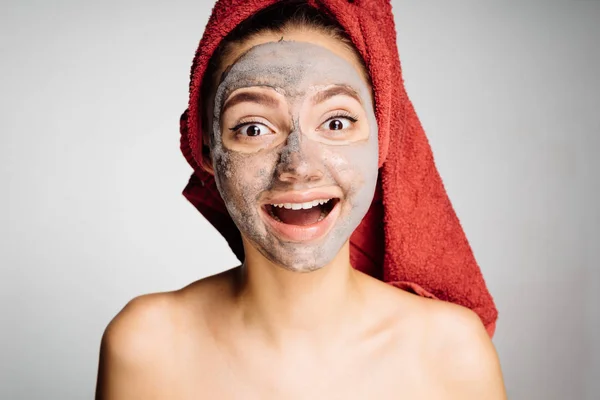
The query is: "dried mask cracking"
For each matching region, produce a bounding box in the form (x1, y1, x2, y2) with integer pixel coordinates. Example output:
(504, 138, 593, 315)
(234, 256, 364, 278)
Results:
(210, 41, 379, 272)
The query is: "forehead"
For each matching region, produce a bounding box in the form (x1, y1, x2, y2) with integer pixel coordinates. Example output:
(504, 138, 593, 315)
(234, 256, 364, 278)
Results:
(219, 41, 368, 98)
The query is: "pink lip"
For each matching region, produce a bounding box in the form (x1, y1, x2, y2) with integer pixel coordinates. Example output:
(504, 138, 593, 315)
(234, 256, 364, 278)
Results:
(261, 200, 341, 242)
(261, 187, 342, 205)
(259, 187, 342, 243)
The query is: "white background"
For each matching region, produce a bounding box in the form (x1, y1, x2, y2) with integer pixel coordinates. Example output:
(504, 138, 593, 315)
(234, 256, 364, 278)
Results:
(1, 1, 598, 399)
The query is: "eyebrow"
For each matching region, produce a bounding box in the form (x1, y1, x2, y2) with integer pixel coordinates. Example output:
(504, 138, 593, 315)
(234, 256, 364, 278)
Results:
(312, 86, 362, 105)
(222, 91, 280, 114)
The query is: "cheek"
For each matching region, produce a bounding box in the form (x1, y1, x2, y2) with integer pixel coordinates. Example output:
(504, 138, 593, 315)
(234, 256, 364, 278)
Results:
(323, 139, 379, 193)
(213, 147, 279, 205)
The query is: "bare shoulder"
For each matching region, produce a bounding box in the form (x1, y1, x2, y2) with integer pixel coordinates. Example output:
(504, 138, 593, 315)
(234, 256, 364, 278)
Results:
(101, 270, 229, 357)
(420, 299, 507, 399)
(101, 291, 182, 363)
(95, 291, 181, 399)
(96, 268, 238, 399)
(100, 267, 237, 352)
(361, 278, 506, 399)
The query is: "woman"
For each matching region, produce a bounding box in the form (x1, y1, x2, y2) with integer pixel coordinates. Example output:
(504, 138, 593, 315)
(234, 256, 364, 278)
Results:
(96, 1, 506, 398)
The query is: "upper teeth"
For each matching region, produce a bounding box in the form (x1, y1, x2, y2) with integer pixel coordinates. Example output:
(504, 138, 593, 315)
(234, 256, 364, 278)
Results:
(271, 199, 331, 210)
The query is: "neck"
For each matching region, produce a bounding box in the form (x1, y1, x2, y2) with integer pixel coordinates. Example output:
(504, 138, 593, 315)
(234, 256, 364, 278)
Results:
(234, 239, 364, 346)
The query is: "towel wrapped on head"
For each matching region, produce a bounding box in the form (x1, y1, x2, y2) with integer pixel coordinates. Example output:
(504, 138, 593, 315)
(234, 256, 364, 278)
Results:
(179, 0, 498, 337)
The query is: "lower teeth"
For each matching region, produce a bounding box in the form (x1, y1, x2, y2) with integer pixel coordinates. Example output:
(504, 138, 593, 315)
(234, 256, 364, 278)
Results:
(317, 209, 327, 222)
(268, 208, 328, 223)
(270, 209, 283, 222)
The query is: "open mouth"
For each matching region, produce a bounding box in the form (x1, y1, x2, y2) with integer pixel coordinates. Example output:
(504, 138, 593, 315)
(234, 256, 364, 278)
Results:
(264, 198, 339, 226)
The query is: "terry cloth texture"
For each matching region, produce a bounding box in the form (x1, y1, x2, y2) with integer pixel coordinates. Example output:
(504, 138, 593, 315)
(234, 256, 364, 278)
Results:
(179, 0, 498, 336)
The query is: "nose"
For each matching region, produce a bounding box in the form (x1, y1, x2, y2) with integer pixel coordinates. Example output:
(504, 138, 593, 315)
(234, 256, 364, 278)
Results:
(277, 131, 324, 183)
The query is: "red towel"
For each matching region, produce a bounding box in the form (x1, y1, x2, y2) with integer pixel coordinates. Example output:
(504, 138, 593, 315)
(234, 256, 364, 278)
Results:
(180, 0, 498, 337)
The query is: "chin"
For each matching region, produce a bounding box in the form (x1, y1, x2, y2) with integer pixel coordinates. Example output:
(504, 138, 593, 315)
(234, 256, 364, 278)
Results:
(280, 262, 325, 274)
(256, 238, 344, 273)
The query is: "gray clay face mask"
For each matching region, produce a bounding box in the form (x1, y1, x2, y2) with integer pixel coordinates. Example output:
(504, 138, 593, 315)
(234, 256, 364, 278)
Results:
(210, 41, 378, 272)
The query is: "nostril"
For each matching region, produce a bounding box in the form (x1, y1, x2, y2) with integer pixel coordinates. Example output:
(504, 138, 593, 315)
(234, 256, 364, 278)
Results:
(277, 160, 324, 183)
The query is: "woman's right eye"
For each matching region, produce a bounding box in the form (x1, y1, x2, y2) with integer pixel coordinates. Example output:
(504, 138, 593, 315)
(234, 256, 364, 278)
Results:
(231, 122, 274, 137)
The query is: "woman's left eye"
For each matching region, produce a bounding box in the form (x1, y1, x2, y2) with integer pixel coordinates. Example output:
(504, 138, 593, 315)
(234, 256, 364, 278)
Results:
(319, 117, 355, 131)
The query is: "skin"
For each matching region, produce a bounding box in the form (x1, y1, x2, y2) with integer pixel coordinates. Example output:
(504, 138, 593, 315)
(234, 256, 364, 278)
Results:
(96, 29, 507, 400)
(210, 40, 378, 272)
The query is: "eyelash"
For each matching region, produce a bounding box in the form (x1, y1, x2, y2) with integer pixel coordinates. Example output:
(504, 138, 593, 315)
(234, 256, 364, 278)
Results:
(227, 111, 360, 136)
(229, 119, 267, 133)
(322, 111, 359, 126)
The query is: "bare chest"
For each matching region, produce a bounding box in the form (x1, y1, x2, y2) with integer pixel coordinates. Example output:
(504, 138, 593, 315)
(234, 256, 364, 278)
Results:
(165, 347, 444, 400)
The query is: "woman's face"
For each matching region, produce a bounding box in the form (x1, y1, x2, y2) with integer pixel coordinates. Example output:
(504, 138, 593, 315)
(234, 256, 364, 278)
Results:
(208, 32, 378, 272)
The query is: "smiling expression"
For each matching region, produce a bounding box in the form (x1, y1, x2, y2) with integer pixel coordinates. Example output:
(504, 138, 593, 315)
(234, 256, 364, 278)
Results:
(209, 40, 378, 272)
